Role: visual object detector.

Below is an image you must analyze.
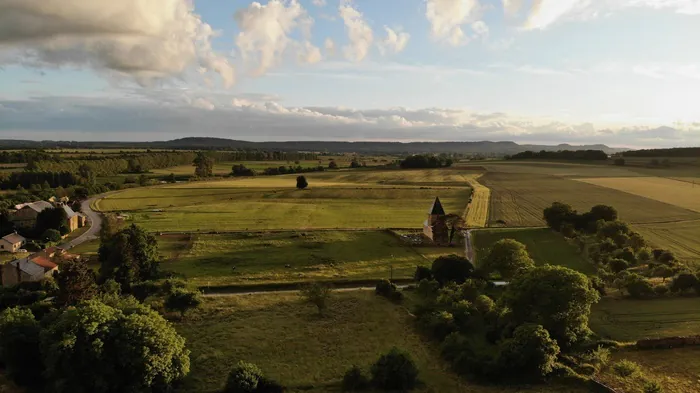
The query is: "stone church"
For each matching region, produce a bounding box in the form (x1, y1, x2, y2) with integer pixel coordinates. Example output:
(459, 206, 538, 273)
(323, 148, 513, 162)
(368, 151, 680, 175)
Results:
(423, 197, 449, 245)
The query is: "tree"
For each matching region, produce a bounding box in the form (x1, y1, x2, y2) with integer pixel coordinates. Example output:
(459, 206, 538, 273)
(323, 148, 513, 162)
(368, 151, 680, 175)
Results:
(193, 151, 214, 177)
(300, 283, 332, 315)
(231, 164, 255, 177)
(138, 174, 148, 186)
(414, 266, 432, 282)
(624, 274, 655, 299)
(652, 265, 674, 282)
(0, 308, 42, 386)
(503, 265, 600, 347)
(42, 228, 62, 242)
(597, 221, 630, 240)
(78, 164, 94, 184)
(543, 202, 576, 231)
(670, 273, 699, 294)
(370, 347, 419, 391)
(497, 324, 560, 381)
(482, 239, 534, 279)
(431, 254, 474, 285)
(56, 258, 98, 306)
(41, 298, 190, 393)
(590, 205, 618, 223)
(165, 288, 202, 318)
(608, 258, 629, 274)
(224, 361, 263, 393)
(350, 160, 362, 168)
(98, 224, 159, 291)
(296, 175, 308, 190)
(166, 173, 177, 183)
(36, 206, 69, 235)
(328, 160, 338, 169)
(444, 214, 465, 245)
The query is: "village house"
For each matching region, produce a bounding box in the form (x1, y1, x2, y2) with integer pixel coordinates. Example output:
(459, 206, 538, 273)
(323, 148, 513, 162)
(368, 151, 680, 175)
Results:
(1, 253, 58, 286)
(0, 233, 26, 253)
(10, 200, 86, 232)
(423, 197, 449, 245)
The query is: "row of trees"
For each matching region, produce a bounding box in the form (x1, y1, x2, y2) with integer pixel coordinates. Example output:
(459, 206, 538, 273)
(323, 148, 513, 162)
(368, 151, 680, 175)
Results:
(508, 150, 608, 161)
(31, 151, 198, 177)
(399, 154, 453, 169)
(0, 171, 81, 190)
(621, 147, 700, 157)
(0, 150, 56, 164)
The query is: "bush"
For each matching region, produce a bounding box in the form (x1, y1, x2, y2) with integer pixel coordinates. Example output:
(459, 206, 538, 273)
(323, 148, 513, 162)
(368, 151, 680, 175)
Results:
(165, 288, 202, 317)
(670, 273, 699, 294)
(42, 228, 62, 242)
(654, 285, 669, 296)
(225, 361, 264, 393)
(370, 347, 419, 391)
(256, 377, 285, 393)
(300, 282, 332, 315)
(431, 254, 474, 285)
(643, 380, 663, 393)
(342, 365, 370, 391)
(375, 279, 397, 297)
(497, 324, 560, 381)
(612, 359, 640, 377)
(580, 346, 610, 368)
(414, 266, 432, 282)
(625, 275, 655, 299)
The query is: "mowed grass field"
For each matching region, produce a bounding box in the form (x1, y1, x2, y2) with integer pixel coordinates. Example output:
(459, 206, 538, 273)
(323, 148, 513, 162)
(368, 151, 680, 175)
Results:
(471, 228, 594, 274)
(175, 291, 588, 393)
(165, 231, 445, 287)
(597, 347, 700, 393)
(590, 297, 700, 342)
(93, 170, 475, 232)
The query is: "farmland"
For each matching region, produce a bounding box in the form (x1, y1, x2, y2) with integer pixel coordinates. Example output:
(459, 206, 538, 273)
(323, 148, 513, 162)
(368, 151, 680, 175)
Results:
(471, 228, 594, 274)
(175, 291, 588, 393)
(464, 175, 490, 227)
(93, 170, 476, 232)
(164, 231, 448, 288)
(590, 297, 700, 342)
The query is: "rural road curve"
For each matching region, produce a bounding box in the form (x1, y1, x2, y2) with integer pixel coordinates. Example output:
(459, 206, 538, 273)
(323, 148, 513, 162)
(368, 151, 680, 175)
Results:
(59, 196, 103, 250)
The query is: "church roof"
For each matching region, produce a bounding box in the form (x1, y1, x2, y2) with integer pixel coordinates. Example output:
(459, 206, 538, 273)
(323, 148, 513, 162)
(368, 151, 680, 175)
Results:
(428, 197, 446, 215)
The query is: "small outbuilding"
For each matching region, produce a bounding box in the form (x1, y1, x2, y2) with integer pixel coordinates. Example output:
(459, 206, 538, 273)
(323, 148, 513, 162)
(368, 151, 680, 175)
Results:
(0, 233, 26, 253)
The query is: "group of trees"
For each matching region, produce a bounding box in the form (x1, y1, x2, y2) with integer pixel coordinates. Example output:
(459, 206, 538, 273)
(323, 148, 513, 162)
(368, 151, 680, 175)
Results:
(621, 147, 700, 157)
(399, 154, 453, 169)
(543, 202, 618, 235)
(0, 150, 55, 164)
(261, 165, 325, 176)
(31, 151, 198, 177)
(0, 171, 80, 190)
(508, 150, 608, 161)
(411, 250, 600, 383)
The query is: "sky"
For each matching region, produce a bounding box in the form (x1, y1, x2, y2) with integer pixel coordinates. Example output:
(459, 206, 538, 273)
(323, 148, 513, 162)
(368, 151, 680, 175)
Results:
(1, 0, 700, 147)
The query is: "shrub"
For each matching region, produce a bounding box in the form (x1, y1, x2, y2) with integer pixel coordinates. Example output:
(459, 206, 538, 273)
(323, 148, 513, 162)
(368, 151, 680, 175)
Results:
(300, 283, 332, 315)
(612, 359, 640, 377)
(416, 279, 440, 298)
(497, 324, 560, 381)
(375, 280, 397, 297)
(643, 380, 663, 393)
(342, 365, 369, 391)
(165, 288, 202, 317)
(256, 377, 285, 393)
(608, 258, 629, 274)
(670, 273, 699, 294)
(414, 266, 432, 282)
(581, 346, 611, 368)
(370, 347, 419, 391)
(625, 275, 655, 299)
(225, 361, 264, 393)
(474, 294, 495, 314)
(578, 363, 596, 375)
(653, 285, 669, 296)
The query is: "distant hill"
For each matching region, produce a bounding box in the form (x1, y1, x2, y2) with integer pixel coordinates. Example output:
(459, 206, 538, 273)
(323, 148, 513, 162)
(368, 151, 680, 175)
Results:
(0, 137, 625, 155)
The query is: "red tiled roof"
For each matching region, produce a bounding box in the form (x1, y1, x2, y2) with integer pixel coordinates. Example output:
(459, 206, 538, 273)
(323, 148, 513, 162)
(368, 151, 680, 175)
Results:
(29, 256, 57, 270)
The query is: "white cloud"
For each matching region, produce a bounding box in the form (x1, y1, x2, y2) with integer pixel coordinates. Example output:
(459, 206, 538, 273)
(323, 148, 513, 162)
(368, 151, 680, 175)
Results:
(191, 97, 215, 111)
(234, 0, 320, 75)
(471, 21, 490, 38)
(0, 0, 234, 87)
(378, 27, 410, 56)
(339, 1, 374, 61)
(503, 0, 523, 15)
(324, 38, 336, 57)
(312, 0, 327, 6)
(524, 0, 588, 30)
(425, 0, 481, 46)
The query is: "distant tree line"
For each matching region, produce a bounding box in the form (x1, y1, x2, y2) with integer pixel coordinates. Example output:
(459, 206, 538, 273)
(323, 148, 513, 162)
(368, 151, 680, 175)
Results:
(0, 150, 56, 164)
(399, 154, 453, 169)
(621, 147, 700, 157)
(31, 152, 198, 177)
(508, 150, 608, 161)
(0, 171, 80, 190)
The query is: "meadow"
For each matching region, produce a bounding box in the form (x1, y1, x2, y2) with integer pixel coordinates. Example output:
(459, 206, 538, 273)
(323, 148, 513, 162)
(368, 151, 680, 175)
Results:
(175, 291, 588, 393)
(164, 231, 448, 288)
(590, 297, 700, 342)
(471, 228, 594, 274)
(93, 170, 475, 232)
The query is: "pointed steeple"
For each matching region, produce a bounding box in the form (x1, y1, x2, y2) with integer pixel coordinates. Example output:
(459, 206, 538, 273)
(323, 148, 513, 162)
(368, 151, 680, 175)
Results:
(428, 197, 446, 215)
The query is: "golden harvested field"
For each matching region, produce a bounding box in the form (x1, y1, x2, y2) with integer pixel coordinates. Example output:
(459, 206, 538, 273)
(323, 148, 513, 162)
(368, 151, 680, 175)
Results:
(481, 172, 700, 227)
(633, 220, 700, 263)
(465, 174, 490, 227)
(574, 176, 700, 213)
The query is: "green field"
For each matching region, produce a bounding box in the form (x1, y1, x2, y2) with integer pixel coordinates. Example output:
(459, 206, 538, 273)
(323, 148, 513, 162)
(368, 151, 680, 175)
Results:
(175, 291, 588, 393)
(165, 231, 442, 287)
(471, 228, 594, 274)
(93, 170, 474, 232)
(590, 297, 700, 342)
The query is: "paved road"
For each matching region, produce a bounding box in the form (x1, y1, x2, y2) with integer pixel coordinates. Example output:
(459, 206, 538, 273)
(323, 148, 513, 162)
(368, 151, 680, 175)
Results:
(59, 196, 103, 250)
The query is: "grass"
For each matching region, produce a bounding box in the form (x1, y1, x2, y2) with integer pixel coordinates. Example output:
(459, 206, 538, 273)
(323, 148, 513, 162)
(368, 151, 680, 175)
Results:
(471, 228, 594, 274)
(596, 347, 700, 393)
(93, 170, 473, 232)
(465, 174, 490, 228)
(175, 291, 589, 393)
(164, 231, 445, 288)
(575, 176, 700, 213)
(590, 297, 700, 341)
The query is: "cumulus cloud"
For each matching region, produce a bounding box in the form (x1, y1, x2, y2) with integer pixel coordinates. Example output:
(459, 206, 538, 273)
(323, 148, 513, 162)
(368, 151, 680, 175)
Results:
(425, 0, 482, 46)
(503, 0, 523, 15)
(339, 2, 374, 61)
(0, 0, 234, 87)
(471, 21, 490, 38)
(378, 27, 410, 56)
(235, 0, 320, 75)
(2, 96, 697, 147)
(324, 38, 336, 57)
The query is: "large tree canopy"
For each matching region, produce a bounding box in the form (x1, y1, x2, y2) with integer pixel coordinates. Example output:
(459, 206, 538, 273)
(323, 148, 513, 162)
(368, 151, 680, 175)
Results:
(41, 298, 190, 393)
(503, 265, 600, 347)
(482, 239, 534, 280)
(99, 224, 159, 291)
